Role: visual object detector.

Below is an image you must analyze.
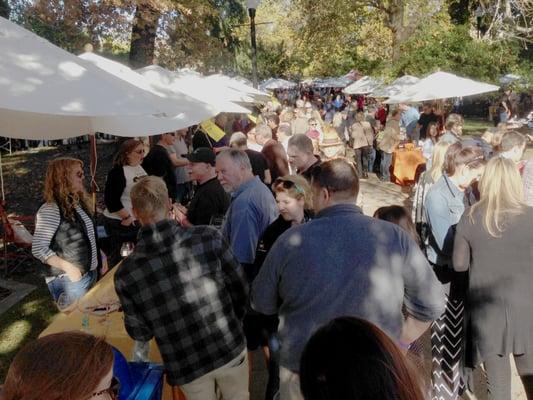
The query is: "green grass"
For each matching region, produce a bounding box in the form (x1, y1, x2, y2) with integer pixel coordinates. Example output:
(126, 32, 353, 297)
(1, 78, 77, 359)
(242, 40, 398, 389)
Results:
(0, 267, 57, 380)
(463, 117, 492, 137)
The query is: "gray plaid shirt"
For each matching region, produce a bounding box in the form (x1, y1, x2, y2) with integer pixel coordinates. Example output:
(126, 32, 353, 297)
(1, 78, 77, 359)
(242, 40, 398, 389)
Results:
(114, 219, 247, 385)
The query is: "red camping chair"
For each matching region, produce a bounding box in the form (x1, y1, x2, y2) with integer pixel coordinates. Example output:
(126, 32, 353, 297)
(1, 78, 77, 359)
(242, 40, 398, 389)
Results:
(0, 201, 35, 277)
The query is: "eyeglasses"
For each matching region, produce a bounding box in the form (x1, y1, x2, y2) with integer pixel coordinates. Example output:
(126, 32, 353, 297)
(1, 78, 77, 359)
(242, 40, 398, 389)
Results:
(90, 377, 120, 399)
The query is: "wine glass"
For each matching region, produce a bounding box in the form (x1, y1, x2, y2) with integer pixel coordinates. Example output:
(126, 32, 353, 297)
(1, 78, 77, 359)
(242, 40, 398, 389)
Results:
(56, 292, 78, 314)
(120, 242, 134, 257)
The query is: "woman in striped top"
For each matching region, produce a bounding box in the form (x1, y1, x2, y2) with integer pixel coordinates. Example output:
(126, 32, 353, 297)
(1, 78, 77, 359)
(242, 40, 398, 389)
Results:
(32, 158, 98, 308)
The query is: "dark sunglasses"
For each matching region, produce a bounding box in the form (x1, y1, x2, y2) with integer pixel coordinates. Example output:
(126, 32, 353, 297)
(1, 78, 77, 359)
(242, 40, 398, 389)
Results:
(274, 178, 305, 195)
(90, 376, 120, 399)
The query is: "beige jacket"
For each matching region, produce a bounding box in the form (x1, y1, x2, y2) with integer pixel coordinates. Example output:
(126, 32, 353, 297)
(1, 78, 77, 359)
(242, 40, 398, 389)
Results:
(378, 119, 401, 153)
(349, 121, 374, 149)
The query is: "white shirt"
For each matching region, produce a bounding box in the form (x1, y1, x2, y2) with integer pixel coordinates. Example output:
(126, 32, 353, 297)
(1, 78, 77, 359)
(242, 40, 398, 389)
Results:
(172, 137, 191, 184)
(103, 165, 147, 220)
(248, 141, 263, 152)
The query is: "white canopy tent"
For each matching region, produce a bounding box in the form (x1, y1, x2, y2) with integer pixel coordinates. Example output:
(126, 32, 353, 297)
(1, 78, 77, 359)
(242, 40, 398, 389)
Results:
(259, 78, 298, 91)
(343, 76, 383, 95)
(371, 75, 420, 98)
(385, 71, 499, 104)
(0, 16, 212, 140)
(79, 52, 220, 131)
(499, 74, 521, 85)
(205, 74, 270, 103)
(169, 69, 258, 107)
(0, 16, 220, 201)
(313, 76, 354, 89)
(137, 66, 251, 114)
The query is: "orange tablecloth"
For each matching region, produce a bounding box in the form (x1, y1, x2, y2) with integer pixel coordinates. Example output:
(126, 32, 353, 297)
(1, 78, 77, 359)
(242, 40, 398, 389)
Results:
(392, 148, 426, 185)
(39, 267, 185, 400)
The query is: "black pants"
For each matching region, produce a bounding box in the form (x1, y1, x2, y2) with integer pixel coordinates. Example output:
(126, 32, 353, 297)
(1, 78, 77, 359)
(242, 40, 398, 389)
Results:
(103, 216, 139, 268)
(484, 353, 533, 400)
(353, 146, 372, 177)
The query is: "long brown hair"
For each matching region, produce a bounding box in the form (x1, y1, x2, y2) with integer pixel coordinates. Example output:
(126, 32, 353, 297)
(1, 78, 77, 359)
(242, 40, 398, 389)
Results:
(374, 205, 421, 245)
(43, 158, 93, 219)
(443, 143, 484, 177)
(2, 331, 114, 400)
(300, 316, 425, 400)
(113, 139, 143, 166)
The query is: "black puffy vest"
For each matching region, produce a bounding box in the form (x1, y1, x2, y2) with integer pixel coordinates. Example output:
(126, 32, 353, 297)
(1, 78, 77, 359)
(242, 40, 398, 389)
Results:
(48, 207, 93, 277)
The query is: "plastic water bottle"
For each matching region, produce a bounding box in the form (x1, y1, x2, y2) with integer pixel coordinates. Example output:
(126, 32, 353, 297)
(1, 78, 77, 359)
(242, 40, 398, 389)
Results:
(132, 340, 150, 362)
(81, 312, 90, 333)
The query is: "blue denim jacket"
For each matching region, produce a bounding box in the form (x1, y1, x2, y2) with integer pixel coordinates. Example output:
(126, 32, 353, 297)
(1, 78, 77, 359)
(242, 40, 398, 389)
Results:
(425, 174, 468, 266)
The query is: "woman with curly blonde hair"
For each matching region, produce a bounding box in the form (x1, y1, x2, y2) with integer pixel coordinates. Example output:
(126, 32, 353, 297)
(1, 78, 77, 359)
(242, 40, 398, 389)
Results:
(32, 158, 99, 307)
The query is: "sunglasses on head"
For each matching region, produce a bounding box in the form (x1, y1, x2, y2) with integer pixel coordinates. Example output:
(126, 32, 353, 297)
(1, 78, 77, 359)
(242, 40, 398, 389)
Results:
(90, 376, 120, 399)
(274, 178, 304, 195)
(465, 155, 485, 166)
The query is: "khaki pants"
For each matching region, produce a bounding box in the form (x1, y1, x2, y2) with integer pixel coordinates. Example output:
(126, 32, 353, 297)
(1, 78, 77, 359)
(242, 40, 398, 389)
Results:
(279, 367, 304, 400)
(180, 349, 249, 400)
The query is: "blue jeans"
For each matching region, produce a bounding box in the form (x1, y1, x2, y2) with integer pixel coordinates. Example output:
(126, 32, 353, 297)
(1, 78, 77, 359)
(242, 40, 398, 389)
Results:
(499, 112, 509, 123)
(47, 270, 96, 306)
(367, 147, 376, 172)
(380, 152, 392, 181)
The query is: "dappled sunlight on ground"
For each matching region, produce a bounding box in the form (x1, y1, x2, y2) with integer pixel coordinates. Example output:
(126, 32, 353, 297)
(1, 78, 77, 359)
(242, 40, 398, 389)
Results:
(0, 320, 31, 355)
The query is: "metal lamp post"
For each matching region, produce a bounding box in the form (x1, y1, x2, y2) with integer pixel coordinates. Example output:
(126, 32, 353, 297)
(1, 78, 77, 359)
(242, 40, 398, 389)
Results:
(247, 0, 261, 88)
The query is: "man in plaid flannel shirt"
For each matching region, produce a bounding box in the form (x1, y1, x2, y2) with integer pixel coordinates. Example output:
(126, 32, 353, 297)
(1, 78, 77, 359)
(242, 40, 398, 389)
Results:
(114, 176, 249, 399)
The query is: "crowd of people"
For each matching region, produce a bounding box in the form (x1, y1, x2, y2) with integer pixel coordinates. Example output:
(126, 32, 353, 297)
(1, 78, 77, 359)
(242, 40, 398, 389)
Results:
(2, 88, 532, 400)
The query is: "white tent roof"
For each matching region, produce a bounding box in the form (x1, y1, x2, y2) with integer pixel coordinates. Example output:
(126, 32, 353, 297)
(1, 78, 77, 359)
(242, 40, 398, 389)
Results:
(343, 76, 383, 95)
(0, 16, 204, 139)
(313, 76, 354, 88)
(137, 65, 251, 114)
(499, 73, 521, 85)
(79, 52, 220, 129)
(371, 75, 420, 98)
(205, 74, 270, 102)
(259, 78, 297, 91)
(385, 71, 499, 104)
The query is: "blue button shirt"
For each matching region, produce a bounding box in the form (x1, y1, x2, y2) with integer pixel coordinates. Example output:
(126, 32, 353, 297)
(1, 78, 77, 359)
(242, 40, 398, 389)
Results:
(252, 203, 445, 372)
(401, 107, 420, 136)
(221, 177, 278, 265)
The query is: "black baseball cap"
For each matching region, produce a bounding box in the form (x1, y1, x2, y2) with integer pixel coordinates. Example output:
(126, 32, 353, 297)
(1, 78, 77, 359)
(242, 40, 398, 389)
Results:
(183, 147, 216, 165)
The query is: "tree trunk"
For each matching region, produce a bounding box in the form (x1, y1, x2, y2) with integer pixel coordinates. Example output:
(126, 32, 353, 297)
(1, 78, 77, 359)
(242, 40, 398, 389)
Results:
(0, 0, 10, 18)
(388, 1, 406, 61)
(129, 2, 160, 68)
(387, 0, 416, 61)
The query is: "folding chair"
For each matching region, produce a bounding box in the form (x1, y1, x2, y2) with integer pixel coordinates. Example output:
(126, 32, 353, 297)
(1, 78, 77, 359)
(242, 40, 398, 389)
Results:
(0, 201, 35, 277)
